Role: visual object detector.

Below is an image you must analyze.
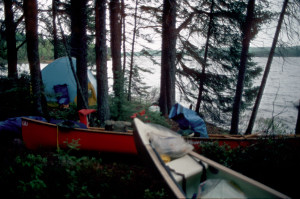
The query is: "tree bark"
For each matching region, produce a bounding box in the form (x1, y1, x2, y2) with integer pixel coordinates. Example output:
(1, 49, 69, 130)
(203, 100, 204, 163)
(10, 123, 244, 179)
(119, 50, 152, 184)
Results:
(195, 0, 214, 113)
(95, 0, 110, 125)
(121, 0, 126, 75)
(24, 0, 43, 115)
(4, 0, 18, 79)
(159, 0, 177, 116)
(230, 0, 255, 134)
(109, 0, 123, 119)
(52, 0, 59, 59)
(70, 0, 88, 110)
(110, 0, 123, 98)
(127, 0, 138, 101)
(245, 0, 289, 134)
(296, 100, 300, 135)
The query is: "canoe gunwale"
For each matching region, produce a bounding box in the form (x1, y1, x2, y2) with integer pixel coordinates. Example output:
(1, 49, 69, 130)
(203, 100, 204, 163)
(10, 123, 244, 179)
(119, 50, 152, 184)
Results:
(21, 117, 137, 154)
(188, 151, 290, 199)
(132, 118, 291, 199)
(133, 123, 186, 198)
(21, 117, 133, 136)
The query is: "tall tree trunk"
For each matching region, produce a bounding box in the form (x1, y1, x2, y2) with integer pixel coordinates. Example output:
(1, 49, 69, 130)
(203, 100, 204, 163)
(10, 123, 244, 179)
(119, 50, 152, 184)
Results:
(24, 0, 43, 115)
(110, 0, 123, 118)
(52, 0, 59, 59)
(70, 0, 88, 110)
(121, 0, 126, 75)
(4, 0, 18, 79)
(296, 100, 300, 135)
(127, 0, 138, 101)
(95, 0, 110, 126)
(195, 0, 214, 113)
(159, 0, 177, 116)
(110, 0, 123, 96)
(230, 0, 255, 134)
(245, 0, 289, 134)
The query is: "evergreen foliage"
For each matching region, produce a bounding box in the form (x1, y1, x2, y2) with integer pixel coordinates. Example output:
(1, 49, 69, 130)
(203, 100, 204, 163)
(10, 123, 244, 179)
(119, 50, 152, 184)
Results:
(174, 0, 267, 125)
(199, 138, 300, 198)
(0, 73, 33, 120)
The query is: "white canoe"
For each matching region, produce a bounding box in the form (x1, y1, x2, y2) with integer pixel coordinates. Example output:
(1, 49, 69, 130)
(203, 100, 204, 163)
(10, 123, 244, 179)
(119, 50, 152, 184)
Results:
(133, 118, 289, 199)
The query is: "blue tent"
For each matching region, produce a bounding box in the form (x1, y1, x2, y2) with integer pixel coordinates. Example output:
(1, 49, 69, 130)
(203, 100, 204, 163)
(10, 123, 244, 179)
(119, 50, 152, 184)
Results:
(41, 57, 97, 106)
(169, 103, 208, 137)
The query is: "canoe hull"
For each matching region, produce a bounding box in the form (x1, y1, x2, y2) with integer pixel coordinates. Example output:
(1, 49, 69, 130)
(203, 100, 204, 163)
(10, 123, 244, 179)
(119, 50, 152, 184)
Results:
(21, 118, 137, 154)
(133, 118, 290, 199)
(186, 134, 300, 151)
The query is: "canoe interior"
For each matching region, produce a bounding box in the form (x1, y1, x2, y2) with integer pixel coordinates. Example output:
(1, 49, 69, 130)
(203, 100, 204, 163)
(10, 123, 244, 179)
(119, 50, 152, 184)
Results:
(133, 118, 290, 199)
(21, 117, 137, 154)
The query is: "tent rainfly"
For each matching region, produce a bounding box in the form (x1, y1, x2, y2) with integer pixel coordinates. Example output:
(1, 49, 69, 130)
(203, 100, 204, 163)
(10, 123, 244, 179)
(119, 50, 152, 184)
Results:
(41, 57, 97, 106)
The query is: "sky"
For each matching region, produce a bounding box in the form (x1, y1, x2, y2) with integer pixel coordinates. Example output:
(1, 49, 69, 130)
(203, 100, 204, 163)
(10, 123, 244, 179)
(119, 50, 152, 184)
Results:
(1, 0, 299, 50)
(252, 0, 300, 47)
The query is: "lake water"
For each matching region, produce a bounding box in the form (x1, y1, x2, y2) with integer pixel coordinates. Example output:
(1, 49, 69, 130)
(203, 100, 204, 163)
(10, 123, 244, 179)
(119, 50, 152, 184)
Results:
(113, 56, 300, 133)
(9, 56, 300, 133)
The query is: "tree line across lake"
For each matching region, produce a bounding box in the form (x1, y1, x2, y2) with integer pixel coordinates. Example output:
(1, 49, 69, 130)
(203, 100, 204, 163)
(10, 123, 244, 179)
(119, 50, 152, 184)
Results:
(5, 37, 300, 64)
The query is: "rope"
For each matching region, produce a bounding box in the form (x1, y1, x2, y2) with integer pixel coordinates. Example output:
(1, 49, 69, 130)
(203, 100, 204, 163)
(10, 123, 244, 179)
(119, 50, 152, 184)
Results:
(56, 126, 60, 152)
(166, 166, 187, 194)
(189, 155, 207, 183)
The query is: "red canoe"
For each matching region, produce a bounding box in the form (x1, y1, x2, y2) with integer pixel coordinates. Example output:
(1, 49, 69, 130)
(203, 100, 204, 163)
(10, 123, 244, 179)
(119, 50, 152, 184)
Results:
(21, 117, 137, 154)
(185, 133, 300, 151)
(21, 117, 299, 154)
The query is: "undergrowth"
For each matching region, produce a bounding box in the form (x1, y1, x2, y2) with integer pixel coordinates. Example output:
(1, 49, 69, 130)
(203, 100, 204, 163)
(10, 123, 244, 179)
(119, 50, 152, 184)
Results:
(0, 139, 171, 199)
(198, 138, 300, 198)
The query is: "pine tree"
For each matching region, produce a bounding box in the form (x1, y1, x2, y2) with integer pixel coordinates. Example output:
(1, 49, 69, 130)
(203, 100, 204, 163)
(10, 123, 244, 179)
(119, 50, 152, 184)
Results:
(4, 0, 17, 79)
(127, 0, 138, 101)
(95, 0, 110, 125)
(109, 0, 123, 119)
(245, 0, 289, 134)
(70, 0, 88, 110)
(175, 0, 266, 126)
(159, 0, 177, 116)
(52, 0, 59, 59)
(24, 0, 44, 115)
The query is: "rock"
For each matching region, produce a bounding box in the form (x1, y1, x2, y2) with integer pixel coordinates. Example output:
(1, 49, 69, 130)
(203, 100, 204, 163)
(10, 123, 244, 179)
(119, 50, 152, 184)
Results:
(104, 120, 132, 132)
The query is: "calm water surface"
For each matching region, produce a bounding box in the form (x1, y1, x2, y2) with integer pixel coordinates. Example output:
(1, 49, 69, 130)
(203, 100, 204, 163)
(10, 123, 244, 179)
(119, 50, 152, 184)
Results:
(128, 56, 300, 133)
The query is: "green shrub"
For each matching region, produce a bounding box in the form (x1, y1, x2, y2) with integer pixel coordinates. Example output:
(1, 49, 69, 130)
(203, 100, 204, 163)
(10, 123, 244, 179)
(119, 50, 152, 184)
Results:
(199, 138, 300, 198)
(144, 188, 166, 199)
(48, 104, 78, 121)
(255, 117, 293, 134)
(0, 73, 33, 120)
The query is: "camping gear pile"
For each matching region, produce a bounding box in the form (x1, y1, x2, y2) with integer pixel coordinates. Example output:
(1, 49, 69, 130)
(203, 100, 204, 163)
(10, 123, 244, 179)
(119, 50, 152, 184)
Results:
(169, 103, 208, 137)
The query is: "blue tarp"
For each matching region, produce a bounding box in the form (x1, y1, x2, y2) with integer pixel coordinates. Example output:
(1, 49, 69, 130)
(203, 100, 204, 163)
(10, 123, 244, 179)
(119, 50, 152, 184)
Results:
(0, 116, 87, 139)
(169, 103, 208, 137)
(0, 116, 47, 138)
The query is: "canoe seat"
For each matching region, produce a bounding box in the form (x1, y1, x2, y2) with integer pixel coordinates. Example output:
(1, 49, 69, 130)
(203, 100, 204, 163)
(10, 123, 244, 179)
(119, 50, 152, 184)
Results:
(166, 155, 207, 197)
